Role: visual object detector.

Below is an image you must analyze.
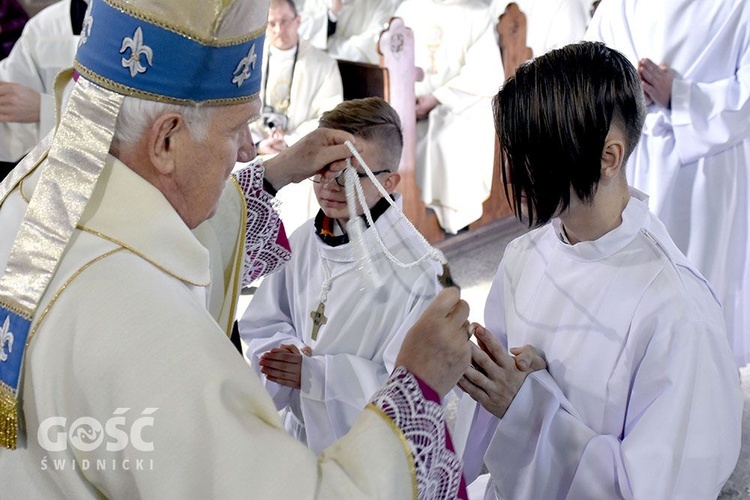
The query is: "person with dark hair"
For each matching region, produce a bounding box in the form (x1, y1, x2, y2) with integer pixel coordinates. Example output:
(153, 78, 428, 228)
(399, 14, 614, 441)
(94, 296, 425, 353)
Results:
(240, 97, 451, 456)
(455, 41, 742, 499)
(0, 0, 28, 59)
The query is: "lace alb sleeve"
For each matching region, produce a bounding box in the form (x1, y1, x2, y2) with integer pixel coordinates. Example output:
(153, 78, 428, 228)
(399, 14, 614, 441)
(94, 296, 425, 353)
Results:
(368, 367, 465, 500)
(232, 161, 291, 287)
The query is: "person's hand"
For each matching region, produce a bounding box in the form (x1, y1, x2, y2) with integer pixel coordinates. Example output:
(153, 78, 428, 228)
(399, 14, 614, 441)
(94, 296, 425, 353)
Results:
(258, 343, 311, 389)
(415, 94, 439, 120)
(458, 324, 546, 418)
(257, 136, 287, 155)
(0, 82, 41, 123)
(638, 58, 674, 109)
(263, 127, 359, 190)
(330, 0, 344, 16)
(395, 287, 472, 396)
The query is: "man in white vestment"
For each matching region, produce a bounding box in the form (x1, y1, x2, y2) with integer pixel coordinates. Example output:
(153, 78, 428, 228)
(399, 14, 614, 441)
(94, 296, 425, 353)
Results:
(587, 0, 750, 368)
(0, 0, 86, 163)
(295, 0, 399, 64)
(394, 0, 504, 234)
(455, 42, 742, 499)
(490, 0, 589, 58)
(0, 0, 473, 497)
(242, 97, 446, 455)
(253, 0, 343, 233)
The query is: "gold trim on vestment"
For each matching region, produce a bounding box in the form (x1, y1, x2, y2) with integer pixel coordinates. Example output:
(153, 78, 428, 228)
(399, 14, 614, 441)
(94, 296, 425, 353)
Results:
(0, 78, 122, 313)
(74, 63, 261, 107)
(26, 248, 125, 349)
(0, 134, 51, 208)
(78, 227, 211, 287)
(0, 300, 32, 320)
(224, 177, 248, 338)
(102, 0, 267, 47)
(0, 388, 18, 449)
(366, 404, 419, 500)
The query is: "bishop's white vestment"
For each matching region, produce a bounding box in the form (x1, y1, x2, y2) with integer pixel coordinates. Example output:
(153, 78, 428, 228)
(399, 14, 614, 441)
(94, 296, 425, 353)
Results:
(455, 191, 743, 499)
(240, 195, 444, 454)
(394, 0, 504, 234)
(587, 0, 750, 367)
(0, 0, 79, 162)
(0, 157, 463, 498)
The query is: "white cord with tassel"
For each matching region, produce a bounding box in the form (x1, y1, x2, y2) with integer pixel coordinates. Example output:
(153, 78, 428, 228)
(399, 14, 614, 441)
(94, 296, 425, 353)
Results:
(340, 140, 448, 289)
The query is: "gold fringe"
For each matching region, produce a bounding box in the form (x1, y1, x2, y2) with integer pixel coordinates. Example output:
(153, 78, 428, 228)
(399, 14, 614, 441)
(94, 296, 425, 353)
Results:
(0, 389, 18, 449)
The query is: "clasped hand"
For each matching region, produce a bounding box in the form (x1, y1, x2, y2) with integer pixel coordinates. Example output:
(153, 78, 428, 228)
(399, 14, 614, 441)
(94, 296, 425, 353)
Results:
(459, 324, 546, 418)
(259, 343, 312, 389)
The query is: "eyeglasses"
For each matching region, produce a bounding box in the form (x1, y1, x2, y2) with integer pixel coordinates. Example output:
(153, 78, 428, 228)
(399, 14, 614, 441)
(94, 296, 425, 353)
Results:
(311, 170, 391, 188)
(268, 16, 298, 30)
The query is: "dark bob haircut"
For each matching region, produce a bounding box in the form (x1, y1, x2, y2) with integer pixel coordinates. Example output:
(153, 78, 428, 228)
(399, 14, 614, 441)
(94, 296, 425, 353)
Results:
(495, 41, 646, 226)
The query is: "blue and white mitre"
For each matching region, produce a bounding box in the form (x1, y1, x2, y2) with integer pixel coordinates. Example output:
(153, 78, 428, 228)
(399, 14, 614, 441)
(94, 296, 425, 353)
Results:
(0, 0, 268, 449)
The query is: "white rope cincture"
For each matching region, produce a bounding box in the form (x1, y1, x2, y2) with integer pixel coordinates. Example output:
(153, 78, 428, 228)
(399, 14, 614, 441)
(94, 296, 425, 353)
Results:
(341, 140, 447, 286)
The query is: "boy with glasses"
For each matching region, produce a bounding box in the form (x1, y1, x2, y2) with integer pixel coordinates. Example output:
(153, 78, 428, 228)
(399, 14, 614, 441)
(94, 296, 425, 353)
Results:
(239, 97, 446, 454)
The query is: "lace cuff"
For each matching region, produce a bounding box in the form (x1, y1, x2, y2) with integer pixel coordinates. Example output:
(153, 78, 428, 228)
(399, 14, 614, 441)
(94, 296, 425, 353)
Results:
(232, 161, 291, 286)
(368, 367, 464, 500)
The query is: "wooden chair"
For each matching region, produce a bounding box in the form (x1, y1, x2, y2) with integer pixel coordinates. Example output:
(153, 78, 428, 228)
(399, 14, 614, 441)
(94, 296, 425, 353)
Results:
(468, 3, 531, 230)
(336, 17, 445, 243)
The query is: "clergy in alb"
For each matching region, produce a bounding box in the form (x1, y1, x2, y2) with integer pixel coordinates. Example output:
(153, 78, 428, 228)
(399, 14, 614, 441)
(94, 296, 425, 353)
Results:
(587, 0, 750, 367)
(394, 0, 504, 234)
(456, 42, 742, 499)
(0, 0, 471, 497)
(241, 97, 445, 455)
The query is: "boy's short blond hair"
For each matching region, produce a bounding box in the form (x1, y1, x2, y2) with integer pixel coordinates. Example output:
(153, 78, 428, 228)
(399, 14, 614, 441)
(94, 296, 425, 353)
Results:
(318, 97, 403, 171)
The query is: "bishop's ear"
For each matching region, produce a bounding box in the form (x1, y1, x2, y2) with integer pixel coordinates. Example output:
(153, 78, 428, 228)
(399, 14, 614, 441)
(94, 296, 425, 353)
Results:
(149, 113, 184, 175)
(600, 130, 626, 180)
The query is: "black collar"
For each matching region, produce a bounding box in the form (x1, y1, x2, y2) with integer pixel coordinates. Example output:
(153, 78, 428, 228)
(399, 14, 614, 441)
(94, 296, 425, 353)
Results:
(315, 196, 393, 247)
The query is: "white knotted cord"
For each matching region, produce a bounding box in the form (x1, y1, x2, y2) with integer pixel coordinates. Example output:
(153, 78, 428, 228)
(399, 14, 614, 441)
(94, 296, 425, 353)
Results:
(341, 140, 447, 286)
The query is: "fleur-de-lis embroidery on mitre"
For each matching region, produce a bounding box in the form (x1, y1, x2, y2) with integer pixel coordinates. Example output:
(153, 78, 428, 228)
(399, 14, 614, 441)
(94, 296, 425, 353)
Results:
(120, 27, 154, 78)
(0, 315, 14, 364)
(78, 11, 93, 47)
(232, 43, 258, 87)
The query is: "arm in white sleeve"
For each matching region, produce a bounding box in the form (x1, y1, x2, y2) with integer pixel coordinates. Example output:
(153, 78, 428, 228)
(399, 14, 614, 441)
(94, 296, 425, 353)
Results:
(297, 0, 330, 50)
(432, 23, 504, 114)
(671, 52, 750, 163)
(297, 276, 437, 453)
(326, 0, 399, 64)
(238, 262, 306, 411)
(484, 319, 743, 500)
(286, 58, 343, 146)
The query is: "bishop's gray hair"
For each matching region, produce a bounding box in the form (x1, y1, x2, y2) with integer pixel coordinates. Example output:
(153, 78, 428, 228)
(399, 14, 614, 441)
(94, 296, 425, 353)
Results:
(111, 97, 215, 153)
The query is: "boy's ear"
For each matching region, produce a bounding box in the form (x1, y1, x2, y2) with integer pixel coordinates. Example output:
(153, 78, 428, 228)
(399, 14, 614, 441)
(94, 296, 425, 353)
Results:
(383, 172, 401, 194)
(601, 133, 626, 181)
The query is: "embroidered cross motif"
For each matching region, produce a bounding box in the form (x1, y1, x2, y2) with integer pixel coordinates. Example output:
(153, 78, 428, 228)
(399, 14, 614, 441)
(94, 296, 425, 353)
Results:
(232, 43, 258, 87)
(310, 302, 328, 341)
(0, 315, 14, 364)
(120, 27, 154, 78)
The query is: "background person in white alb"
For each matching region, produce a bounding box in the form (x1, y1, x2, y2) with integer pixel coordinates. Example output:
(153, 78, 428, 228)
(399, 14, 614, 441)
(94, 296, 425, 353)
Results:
(587, 0, 750, 368)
